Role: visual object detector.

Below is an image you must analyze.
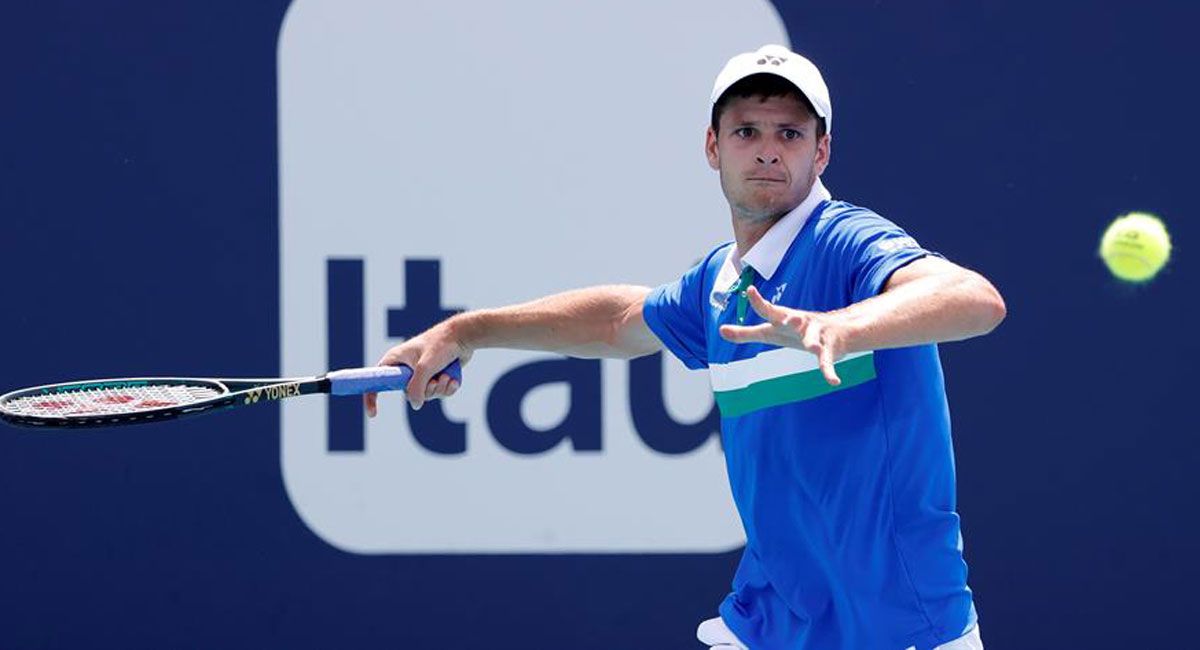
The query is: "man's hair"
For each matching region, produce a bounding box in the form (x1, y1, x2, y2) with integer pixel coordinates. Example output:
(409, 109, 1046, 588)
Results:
(710, 73, 827, 140)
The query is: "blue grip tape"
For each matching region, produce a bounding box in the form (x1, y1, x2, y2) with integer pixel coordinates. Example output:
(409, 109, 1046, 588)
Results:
(327, 360, 462, 396)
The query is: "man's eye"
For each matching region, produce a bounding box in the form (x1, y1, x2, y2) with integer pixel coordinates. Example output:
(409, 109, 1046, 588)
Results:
(782, 129, 802, 140)
(734, 127, 754, 138)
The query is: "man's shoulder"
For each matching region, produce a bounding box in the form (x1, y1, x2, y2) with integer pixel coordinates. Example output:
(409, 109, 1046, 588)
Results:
(695, 240, 735, 272)
(811, 200, 909, 243)
(813, 199, 889, 229)
(665, 241, 733, 293)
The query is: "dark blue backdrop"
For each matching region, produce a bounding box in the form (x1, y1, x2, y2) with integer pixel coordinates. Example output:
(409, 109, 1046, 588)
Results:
(2, 1, 1196, 647)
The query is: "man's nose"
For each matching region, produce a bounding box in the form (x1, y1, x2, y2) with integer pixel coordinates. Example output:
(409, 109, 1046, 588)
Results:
(755, 151, 780, 164)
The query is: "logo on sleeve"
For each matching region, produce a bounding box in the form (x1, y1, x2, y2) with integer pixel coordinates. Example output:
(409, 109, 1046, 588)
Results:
(875, 236, 920, 253)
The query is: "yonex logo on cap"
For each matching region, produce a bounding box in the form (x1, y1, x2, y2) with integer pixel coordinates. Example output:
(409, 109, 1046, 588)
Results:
(712, 45, 833, 134)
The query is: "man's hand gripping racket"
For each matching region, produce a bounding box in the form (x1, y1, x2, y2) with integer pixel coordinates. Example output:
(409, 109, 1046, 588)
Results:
(365, 324, 473, 417)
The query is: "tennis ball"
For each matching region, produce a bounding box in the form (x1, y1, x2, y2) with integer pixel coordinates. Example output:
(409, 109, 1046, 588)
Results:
(1100, 212, 1171, 282)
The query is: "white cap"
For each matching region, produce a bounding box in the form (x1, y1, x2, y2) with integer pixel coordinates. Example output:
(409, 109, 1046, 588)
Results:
(710, 44, 832, 134)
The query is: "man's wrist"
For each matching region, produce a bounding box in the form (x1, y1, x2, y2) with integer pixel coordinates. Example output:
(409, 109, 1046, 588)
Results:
(829, 308, 870, 355)
(445, 310, 484, 354)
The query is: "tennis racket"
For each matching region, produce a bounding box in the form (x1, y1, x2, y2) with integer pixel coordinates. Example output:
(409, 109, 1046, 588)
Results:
(0, 361, 462, 428)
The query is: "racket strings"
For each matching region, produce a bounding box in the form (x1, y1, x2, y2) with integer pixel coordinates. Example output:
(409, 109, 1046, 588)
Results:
(3, 383, 223, 417)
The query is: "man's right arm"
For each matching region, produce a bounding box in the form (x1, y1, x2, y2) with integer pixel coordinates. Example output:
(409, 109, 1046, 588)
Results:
(365, 284, 662, 415)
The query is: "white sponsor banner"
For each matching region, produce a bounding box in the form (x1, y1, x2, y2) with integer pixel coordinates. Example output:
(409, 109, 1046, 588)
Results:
(278, 0, 789, 553)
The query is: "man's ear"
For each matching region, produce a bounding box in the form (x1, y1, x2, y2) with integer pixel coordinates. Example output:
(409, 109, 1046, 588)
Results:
(705, 126, 720, 170)
(814, 132, 831, 176)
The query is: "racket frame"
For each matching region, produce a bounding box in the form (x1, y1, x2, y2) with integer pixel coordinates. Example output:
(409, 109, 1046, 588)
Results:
(0, 375, 331, 428)
(1, 361, 459, 429)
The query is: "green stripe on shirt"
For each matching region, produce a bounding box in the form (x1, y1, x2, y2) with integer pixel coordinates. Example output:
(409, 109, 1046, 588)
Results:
(713, 353, 877, 417)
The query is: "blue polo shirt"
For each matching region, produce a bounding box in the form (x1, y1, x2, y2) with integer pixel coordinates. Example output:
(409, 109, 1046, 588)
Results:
(644, 196, 977, 649)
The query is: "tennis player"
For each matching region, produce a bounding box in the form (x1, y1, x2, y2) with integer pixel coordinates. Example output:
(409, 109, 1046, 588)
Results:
(366, 44, 1003, 650)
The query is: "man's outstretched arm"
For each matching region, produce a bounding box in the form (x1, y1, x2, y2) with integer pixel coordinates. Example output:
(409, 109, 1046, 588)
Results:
(719, 256, 1006, 385)
(365, 284, 662, 415)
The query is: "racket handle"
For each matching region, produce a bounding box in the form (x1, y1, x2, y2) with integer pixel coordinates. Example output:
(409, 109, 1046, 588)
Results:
(326, 360, 463, 396)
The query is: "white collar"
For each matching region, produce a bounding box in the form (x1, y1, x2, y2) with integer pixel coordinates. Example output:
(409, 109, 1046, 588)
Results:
(731, 177, 832, 281)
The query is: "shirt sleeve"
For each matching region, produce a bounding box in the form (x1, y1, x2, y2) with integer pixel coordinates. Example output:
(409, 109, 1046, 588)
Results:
(831, 210, 943, 304)
(642, 253, 716, 370)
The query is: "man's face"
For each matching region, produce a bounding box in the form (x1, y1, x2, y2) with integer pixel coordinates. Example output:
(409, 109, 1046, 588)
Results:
(706, 94, 830, 224)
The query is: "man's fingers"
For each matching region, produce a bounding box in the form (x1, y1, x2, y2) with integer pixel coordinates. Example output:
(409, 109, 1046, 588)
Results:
(801, 322, 822, 354)
(366, 361, 457, 414)
(799, 322, 841, 386)
(407, 367, 431, 410)
(720, 322, 776, 343)
(407, 354, 459, 410)
(376, 346, 421, 407)
(819, 345, 841, 386)
(377, 347, 417, 369)
(780, 311, 809, 337)
(427, 373, 452, 399)
(745, 286, 784, 323)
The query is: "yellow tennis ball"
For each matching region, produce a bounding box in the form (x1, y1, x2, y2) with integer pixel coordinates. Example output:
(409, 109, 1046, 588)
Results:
(1100, 212, 1172, 282)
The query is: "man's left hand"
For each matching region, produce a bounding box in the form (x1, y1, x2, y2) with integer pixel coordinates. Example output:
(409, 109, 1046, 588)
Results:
(718, 285, 850, 386)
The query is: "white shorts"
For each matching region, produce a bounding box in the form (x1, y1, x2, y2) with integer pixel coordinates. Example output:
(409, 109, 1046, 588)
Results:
(696, 616, 984, 649)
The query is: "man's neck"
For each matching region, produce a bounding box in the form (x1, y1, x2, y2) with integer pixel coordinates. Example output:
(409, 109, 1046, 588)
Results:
(728, 177, 828, 268)
(731, 212, 781, 262)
